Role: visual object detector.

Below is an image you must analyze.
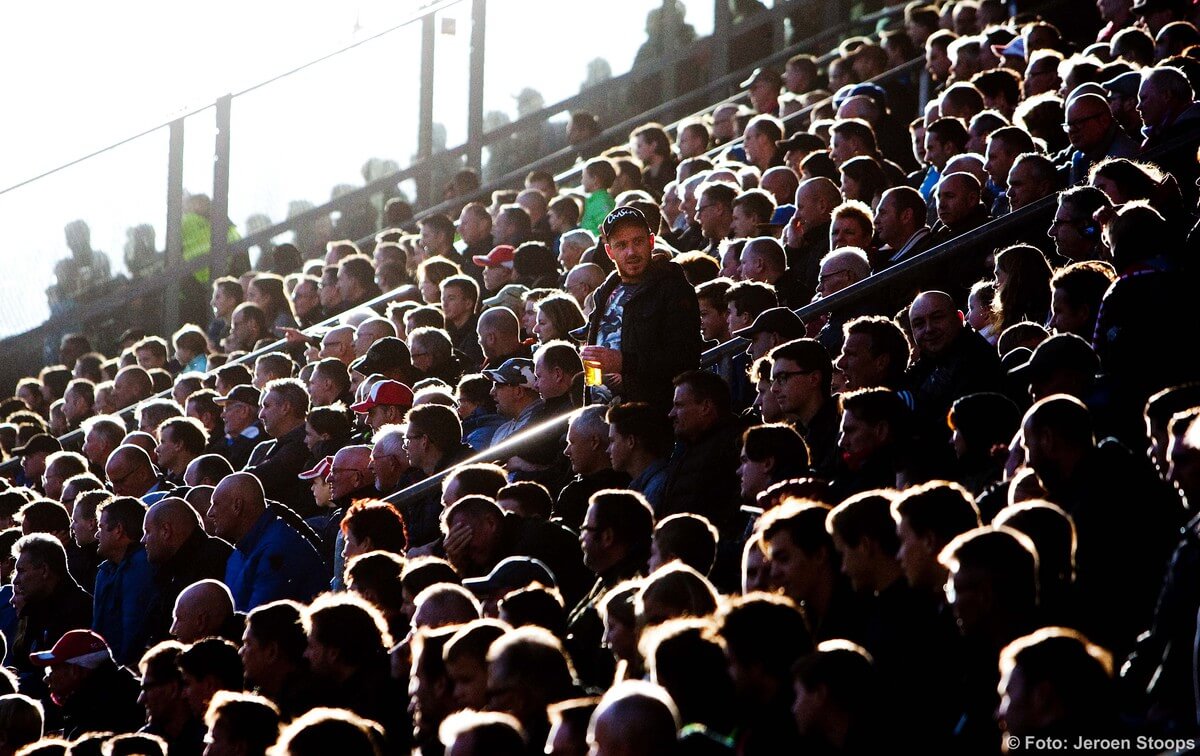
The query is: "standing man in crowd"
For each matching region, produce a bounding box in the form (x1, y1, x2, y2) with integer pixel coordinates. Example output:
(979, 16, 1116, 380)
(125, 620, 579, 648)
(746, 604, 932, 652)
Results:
(581, 207, 700, 412)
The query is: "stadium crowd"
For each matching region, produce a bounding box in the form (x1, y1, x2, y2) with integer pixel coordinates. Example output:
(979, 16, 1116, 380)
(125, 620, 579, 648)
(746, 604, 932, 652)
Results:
(1, 0, 1200, 753)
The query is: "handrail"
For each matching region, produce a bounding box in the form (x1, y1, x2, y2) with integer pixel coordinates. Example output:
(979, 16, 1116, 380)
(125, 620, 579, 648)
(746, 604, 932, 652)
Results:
(0, 0, 468, 198)
(384, 409, 581, 506)
(26, 1, 899, 342)
(24, 0, 872, 337)
(698, 127, 1200, 367)
(0, 0, 891, 476)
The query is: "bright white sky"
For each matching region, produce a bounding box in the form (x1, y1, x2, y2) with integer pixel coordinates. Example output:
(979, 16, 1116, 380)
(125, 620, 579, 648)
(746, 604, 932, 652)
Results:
(0, 0, 717, 337)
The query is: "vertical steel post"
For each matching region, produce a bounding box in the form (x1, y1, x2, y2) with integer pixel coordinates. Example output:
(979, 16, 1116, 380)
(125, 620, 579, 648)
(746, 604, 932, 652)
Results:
(467, 0, 486, 176)
(713, 0, 732, 83)
(418, 12, 437, 205)
(164, 119, 185, 335)
(211, 95, 232, 277)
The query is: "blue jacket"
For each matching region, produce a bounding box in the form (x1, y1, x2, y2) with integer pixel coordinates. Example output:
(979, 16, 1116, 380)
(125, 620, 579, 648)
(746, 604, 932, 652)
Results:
(226, 511, 328, 612)
(93, 545, 158, 666)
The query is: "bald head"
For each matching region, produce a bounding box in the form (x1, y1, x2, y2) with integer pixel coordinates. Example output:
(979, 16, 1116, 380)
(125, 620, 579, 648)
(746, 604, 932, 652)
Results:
(742, 237, 788, 280)
(355, 318, 398, 357)
(795, 177, 842, 230)
(171, 579, 235, 643)
(478, 307, 519, 338)
(143, 497, 203, 564)
(517, 189, 549, 223)
(321, 325, 357, 364)
(184, 454, 235, 487)
(331, 445, 372, 499)
(122, 431, 158, 458)
(589, 681, 681, 756)
(113, 365, 153, 409)
(820, 248, 871, 283)
(106, 444, 158, 497)
(412, 585, 481, 630)
(936, 171, 982, 227)
(208, 472, 266, 543)
(837, 95, 880, 123)
(942, 154, 987, 186)
(909, 290, 964, 358)
(477, 307, 523, 362)
(565, 264, 606, 308)
(1065, 94, 1114, 153)
(760, 166, 800, 206)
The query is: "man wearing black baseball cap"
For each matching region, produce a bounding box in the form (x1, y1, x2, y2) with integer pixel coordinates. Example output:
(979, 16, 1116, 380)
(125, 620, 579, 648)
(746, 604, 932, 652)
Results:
(579, 207, 701, 412)
(12, 433, 62, 494)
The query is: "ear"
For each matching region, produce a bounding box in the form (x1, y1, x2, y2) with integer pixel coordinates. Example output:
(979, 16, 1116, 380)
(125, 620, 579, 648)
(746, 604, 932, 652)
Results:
(955, 309, 965, 325)
(873, 420, 891, 444)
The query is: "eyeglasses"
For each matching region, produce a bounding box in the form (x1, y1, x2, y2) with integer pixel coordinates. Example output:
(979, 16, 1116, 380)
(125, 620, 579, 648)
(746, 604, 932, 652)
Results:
(696, 204, 718, 215)
(329, 467, 369, 477)
(817, 269, 852, 285)
(107, 468, 136, 489)
(1048, 217, 1088, 230)
(403, 433, 426, 446)
(1063, 113, 1105, 132)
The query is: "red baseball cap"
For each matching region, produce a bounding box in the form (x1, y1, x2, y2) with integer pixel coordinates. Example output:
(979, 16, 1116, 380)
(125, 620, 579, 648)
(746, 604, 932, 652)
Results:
(471, 245, 516, 268)
(30, 629, 111, 668)
(350, 380, 415, 413)
(298, 455, 334, 481)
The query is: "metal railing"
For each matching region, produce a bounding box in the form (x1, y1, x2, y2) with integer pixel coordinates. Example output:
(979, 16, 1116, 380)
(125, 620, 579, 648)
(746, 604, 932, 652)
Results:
(0, 0, 905, 476)
(379, 127, 1200, 507)
(6, 0, 906, 354)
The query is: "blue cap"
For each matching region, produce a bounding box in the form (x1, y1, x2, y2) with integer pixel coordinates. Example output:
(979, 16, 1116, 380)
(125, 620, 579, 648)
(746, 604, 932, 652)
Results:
(846, 82, 889, 110)
(771, 204, 797, 225)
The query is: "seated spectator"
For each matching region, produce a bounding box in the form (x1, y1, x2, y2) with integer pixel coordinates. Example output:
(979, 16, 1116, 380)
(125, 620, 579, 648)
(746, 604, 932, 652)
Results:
(555, 406, 630, 529)
(302, 593, 406, 742)
(170, 579, 238, 644)
(10, 533, 93, 679)
(239, 600, 321, 721)
(208, 473, 327, 611)
(141, 497, 232, 644)
(92, 496, 156, 666)
(138, 641, 205, 752)
(30, 630, 143, 738)
(202, 691, 280, 756)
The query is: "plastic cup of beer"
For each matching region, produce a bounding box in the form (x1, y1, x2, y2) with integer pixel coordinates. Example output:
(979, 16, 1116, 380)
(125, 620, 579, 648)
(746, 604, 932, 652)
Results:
(584, 359, 603, 386)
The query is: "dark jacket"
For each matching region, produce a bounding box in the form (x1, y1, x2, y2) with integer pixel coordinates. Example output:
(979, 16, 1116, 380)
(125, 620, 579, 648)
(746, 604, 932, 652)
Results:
(904, 327, 1003, 444)
(554, 469, 632, 531)
(462, 407, 505, 451)
(566, 555, 644, 690)
(145, 528, 232, 645)
(92, 544, 158, 667)
(498, 513, 593, 607)
(446, 312, 484, 372)
(660, 414, 746, 534)
(58, 659, 144, 738)
(783, 221, 829, 299)
(246, 424, 318, 517)
(584, 259, 702, 412)
(218, 426, 263, 471)
(1042, 439, 1183, 658)
(11, 579, 93, 676)
(225, 510, 329, 612)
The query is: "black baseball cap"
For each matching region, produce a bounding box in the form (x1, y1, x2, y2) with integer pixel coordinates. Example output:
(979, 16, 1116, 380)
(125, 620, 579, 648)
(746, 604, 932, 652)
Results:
(350, 337, 412, 376)
(1008, 333, 1099, 383)
(601, 206, 653, 239)
(462, 556, 558, 597)
(733, 307, 805, 341)
(214, 385, 262, 407)
(12, 433, 62, 457)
